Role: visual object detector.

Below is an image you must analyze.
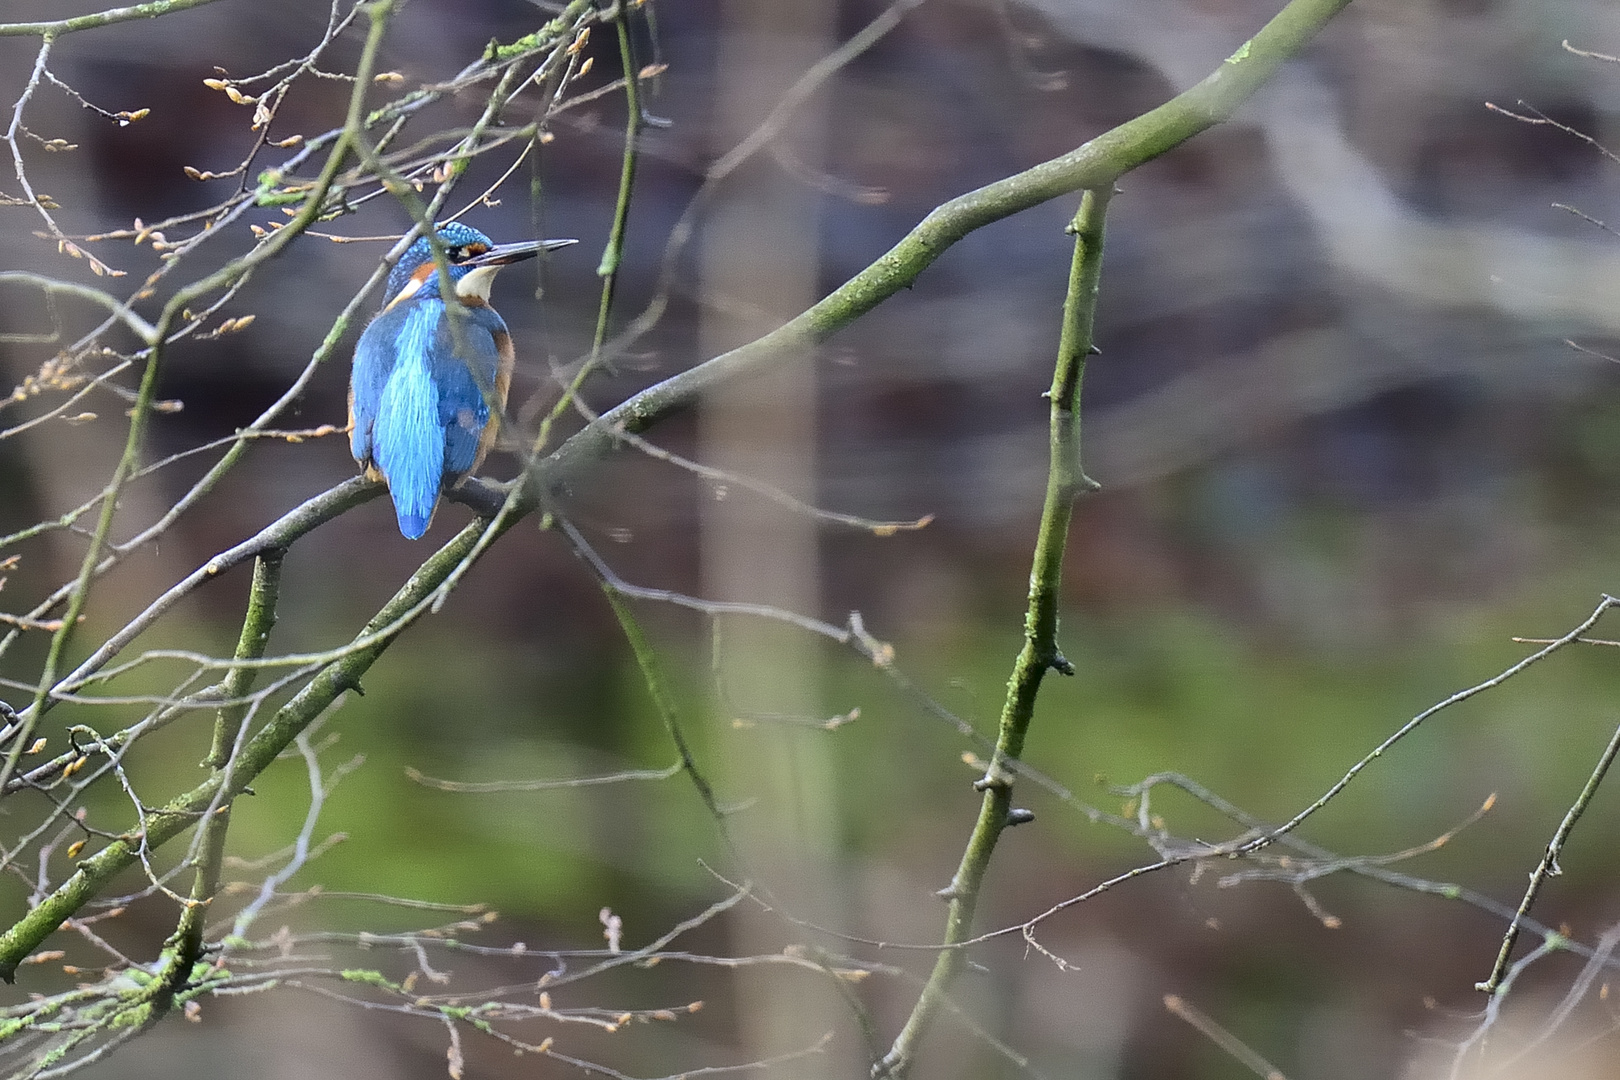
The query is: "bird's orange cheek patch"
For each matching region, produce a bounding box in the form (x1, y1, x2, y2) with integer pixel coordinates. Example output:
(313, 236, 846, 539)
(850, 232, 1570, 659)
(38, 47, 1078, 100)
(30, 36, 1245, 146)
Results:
(383, 263, 438, 312)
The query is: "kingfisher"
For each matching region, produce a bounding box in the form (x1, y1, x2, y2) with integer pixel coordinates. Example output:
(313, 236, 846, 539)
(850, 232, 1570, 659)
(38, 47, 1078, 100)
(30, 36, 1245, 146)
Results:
(349, 222, 576, 538)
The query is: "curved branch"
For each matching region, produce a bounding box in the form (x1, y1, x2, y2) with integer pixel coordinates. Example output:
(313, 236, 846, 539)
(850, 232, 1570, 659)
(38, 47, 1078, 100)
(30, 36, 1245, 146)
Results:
(538, 0, 1354, 491)
(0, 273, 155, 343)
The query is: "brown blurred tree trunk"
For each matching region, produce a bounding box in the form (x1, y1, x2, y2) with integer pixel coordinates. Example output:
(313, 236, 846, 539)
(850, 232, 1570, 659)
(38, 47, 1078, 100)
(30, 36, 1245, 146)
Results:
(700, 0, 846, 1073)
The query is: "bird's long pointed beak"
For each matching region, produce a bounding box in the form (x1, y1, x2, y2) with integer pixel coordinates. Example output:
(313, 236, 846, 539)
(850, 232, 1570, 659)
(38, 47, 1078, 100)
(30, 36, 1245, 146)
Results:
(464, 237, 578, 267)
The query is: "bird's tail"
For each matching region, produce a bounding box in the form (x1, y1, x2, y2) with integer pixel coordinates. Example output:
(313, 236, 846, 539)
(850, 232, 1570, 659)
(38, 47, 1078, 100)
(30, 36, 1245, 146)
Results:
(373, 358, 444, 539)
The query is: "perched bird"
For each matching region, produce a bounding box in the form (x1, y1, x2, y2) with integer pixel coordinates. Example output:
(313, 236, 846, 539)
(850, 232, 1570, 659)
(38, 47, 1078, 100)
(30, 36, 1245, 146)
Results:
(350, 223, 576, 538)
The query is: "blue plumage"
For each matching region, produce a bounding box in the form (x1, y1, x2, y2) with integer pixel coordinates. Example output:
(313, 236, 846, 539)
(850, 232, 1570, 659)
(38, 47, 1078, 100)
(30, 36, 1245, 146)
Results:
(349, 223, 576, 539)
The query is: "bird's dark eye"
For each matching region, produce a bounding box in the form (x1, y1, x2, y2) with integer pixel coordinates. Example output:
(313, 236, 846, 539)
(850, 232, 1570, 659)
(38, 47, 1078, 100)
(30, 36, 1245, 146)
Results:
(446, 245, 466, 263)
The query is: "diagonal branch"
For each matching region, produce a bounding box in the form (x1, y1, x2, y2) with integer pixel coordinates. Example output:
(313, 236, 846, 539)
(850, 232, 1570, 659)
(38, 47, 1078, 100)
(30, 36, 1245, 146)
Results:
(0, 507, 502, 981)
(536, 0, 1356, 496)
(1476, 717, 1620, 995)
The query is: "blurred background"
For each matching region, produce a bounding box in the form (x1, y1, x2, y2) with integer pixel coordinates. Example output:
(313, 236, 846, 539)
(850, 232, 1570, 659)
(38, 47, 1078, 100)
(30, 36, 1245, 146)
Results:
(4, 0, 1620, 1077)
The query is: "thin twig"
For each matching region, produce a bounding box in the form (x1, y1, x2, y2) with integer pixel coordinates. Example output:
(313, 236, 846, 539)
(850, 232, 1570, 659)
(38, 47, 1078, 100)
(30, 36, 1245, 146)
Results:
(1476, 718, 1620, 994)
(1242, 595, 1618, 853)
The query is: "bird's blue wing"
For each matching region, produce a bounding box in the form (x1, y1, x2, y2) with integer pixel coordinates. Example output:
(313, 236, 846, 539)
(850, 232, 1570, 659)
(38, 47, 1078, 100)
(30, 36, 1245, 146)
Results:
(369, 301, 447, 538)
(350, 304, 415, 467)
(430, 305, 509, 479)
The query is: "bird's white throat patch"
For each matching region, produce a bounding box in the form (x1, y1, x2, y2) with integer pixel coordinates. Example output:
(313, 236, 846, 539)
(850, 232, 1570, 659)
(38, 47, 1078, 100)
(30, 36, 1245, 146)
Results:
(454, 264, 500, 303)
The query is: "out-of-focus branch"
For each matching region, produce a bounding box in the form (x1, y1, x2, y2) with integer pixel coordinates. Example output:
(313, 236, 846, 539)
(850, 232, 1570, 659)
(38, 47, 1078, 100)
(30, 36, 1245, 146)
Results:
(598, 587, 725, 826)
(590, 9, 643, 355)
(0, 274, 155, 343)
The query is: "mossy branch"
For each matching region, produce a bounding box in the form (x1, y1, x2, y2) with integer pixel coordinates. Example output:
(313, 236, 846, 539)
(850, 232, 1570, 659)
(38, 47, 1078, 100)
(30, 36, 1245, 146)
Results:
(873, 185, 1111, 1078)
(537, 0, 1355, 495)
(203, 550, 284, 769)
(599, 587, 724, 824)
(0, 0, 225, 38)
(0, 509, 505, 982)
